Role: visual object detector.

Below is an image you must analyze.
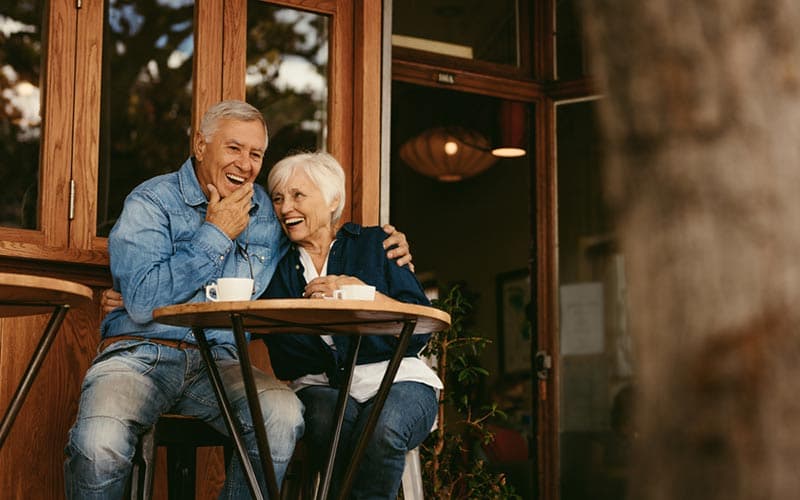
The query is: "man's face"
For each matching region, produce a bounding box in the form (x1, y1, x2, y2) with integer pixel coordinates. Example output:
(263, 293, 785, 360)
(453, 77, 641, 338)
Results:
(194, 118, 266, 199)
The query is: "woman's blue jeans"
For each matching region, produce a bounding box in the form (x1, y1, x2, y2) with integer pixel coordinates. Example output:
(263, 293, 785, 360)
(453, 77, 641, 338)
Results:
(64, 339, 305, 499)
(298, 381, 437, 500)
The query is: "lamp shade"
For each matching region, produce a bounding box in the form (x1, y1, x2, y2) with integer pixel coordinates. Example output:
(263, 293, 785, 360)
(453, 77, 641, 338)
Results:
(398, 127, 499, 182)
(491, 100, 527, 158)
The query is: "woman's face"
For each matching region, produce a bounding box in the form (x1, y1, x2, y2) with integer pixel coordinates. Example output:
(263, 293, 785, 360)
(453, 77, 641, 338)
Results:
(271, 168, 338, 247)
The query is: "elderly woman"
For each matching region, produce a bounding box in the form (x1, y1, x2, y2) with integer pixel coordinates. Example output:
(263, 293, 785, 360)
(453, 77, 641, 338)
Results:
(264, 151, 441, 499)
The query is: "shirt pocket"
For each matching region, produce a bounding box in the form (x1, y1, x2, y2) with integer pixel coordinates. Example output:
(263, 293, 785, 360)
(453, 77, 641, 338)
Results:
(245, 243, 273, 294)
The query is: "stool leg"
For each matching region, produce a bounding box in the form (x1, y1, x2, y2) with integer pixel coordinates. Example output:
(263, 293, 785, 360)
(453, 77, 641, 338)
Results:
(130, 426, 156, 500)
(167, 444, 197, 500)
(401, 447, 424, 500)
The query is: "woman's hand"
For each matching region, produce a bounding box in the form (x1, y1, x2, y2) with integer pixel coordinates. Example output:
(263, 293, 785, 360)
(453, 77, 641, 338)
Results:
(304, 275, 395, 304)
(101, 288, 124, 314)
(303, 275, 365, 298)
(381, 224, 414, 272)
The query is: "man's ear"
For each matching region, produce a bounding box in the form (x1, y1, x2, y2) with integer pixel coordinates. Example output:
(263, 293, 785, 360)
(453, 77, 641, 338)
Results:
(193, 131, 206, 161)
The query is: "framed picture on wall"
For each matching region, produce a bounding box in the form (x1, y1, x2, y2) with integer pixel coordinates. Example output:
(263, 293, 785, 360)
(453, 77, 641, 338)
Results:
(497, 269, 532, 374)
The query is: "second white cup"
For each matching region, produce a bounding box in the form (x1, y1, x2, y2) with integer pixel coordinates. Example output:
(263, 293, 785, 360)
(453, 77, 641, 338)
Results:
(333, 284, 376, 301)
(205, 277, 254, 302)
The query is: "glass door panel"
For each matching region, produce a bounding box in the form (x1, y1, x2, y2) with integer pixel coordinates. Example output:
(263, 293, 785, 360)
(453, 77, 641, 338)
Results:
(556, 99, 633, 500)
(390, 81, 535, 498)
(246, 0, 329, 177)
(0, 1, 47, 229)
(96, 0, 195, 236)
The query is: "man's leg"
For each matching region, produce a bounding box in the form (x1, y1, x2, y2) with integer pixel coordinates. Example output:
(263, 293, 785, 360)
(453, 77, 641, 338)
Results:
(348, 382, 437, 500)
(64, 340, 183, 499)
(179, 346, 304, 499)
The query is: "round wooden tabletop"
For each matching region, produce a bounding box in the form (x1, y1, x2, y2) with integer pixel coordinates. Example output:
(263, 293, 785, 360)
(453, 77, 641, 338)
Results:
(154, 298, 451, 336)
(0, 273, 94, 318)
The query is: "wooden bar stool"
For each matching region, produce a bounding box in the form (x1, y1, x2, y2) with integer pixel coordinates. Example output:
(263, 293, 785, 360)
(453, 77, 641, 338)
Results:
(129, 414, 232, 500)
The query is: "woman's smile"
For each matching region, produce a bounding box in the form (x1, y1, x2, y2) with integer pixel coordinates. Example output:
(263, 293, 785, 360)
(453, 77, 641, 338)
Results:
(271, 169, 338, 248)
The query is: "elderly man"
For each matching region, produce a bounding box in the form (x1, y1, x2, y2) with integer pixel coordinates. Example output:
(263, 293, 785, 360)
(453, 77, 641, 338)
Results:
(64, 100, 411, 499)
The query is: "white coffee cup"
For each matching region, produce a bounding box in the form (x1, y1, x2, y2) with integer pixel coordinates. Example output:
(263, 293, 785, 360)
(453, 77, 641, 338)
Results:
(205, 278, 254, 302)
(333, 284, 376, 301)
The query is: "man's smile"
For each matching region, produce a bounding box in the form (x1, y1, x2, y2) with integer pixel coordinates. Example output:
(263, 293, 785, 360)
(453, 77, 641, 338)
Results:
(226, 173, 246, 185)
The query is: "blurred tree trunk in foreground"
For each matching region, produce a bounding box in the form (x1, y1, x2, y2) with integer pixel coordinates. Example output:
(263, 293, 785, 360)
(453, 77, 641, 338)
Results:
(580, 2, 800, 499)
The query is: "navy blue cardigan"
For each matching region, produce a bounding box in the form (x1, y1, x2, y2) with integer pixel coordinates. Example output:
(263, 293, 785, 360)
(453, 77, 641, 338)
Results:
(262, 223, 431, 384)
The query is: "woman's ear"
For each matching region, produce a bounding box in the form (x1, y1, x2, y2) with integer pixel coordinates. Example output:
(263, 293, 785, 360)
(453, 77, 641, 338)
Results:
(329, 195, 340, 214)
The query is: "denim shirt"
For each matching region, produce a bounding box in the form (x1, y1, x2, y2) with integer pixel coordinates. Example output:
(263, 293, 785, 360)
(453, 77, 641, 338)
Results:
(263, 223, 431, 383)
(101, 158, 288, 345)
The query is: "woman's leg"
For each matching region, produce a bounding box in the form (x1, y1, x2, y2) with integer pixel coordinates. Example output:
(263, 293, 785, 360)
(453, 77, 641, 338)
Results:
(297, 385, 361, 496)
(348, 382, 437, 500)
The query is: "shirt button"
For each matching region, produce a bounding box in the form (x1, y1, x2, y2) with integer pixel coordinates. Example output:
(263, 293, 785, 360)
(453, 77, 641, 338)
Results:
(219, 255, 224, 260)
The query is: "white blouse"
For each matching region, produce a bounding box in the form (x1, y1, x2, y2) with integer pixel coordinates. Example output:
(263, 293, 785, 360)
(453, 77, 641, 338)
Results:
(289, 246, 443, 403)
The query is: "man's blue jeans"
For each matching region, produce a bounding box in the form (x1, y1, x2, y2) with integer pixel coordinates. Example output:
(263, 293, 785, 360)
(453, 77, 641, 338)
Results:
(64, 339, 304, 499)
(298, 381, 437, 500)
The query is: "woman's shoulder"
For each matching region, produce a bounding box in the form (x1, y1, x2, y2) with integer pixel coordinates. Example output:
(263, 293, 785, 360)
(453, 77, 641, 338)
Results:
(337, 222, 384, 240)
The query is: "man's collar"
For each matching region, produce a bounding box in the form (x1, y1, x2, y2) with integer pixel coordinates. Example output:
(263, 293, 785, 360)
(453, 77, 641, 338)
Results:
(178, 158, 208, 207)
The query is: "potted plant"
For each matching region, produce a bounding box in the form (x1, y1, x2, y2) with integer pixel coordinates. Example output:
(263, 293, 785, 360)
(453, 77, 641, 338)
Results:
(419, 283, 522, 499)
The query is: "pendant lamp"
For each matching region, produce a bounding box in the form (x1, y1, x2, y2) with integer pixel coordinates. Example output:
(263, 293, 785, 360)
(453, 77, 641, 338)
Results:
(492, 100, 527, 158)
(398, 126, 498, 182)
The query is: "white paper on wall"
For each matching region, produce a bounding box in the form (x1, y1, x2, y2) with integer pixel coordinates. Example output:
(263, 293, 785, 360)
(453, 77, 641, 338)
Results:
(560, 282, 604, 355)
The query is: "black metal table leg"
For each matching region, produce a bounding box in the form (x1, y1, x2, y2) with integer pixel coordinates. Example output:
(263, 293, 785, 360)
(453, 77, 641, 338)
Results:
(336, 319, 417, 500)
(316, 335, 362, 500)
(0, 304, 69, 449)
(229, 313, 281, 500)
(193, 326, 264, 500)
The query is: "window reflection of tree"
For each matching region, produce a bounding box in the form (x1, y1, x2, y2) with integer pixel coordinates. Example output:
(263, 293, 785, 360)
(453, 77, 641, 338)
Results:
(246, 1, 328, 180)
(0, 0, 44, 229)
(97, 0, 195, 236)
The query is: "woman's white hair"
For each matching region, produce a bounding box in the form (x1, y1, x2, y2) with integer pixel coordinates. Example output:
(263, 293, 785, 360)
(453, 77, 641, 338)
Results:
(267, 151, 346, 224)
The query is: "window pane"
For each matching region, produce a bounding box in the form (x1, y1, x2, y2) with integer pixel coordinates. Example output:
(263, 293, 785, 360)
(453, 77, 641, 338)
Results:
(246, 1, 328, 176)
(556, 0, 587, 80)
(556, 100, 633, 500)
(0, 1, 45, 229)
(393, 0, 519, 67)
(96, 0, 194, 236)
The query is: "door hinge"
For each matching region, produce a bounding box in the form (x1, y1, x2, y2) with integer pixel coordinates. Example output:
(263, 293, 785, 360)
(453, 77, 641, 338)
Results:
(535, 350, 552, 380)
(535, 350, 552, 401)
(76, 0, 82, 9)
(69, 179, 75, 220)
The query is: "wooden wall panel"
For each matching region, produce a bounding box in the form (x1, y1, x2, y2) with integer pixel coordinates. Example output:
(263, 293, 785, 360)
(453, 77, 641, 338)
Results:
(351, 0, 382, 225)
(70, 0, 104, 251)
(40, 0, 76, 249)
(222, 0, 248, 100)
(0, 293, 101, 497)
(193, 0, 224, 138)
